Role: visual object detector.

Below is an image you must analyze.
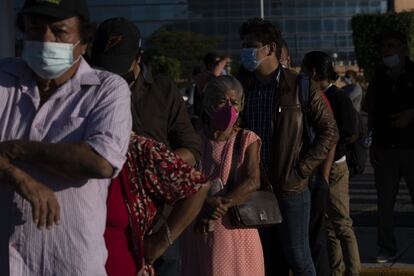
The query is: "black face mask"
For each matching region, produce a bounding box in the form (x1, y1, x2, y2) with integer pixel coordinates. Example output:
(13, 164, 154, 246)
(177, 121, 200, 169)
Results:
(121, 70, 136, 85)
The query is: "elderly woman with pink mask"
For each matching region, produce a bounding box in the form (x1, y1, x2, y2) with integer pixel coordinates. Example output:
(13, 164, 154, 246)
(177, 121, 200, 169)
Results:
(181, 76, 265, 276)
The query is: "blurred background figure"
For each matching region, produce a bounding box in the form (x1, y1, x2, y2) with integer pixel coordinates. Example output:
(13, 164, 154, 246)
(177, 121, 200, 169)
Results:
(183, 66, 202, 107)
(343, 70, 363, 112)
(196, 52, 230, 92)
(192, 52, 230, 128)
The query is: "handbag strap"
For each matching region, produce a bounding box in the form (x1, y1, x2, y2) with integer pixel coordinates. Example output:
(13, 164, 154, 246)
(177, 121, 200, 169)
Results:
(228, 129, 274, 192)
(259, 163, 274, 192)
(227, 129, 273, 191)
(227, 129, 243, 191)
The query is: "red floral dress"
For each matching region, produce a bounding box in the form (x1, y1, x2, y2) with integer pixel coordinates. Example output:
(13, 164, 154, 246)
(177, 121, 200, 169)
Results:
(105, 134, 205, 276)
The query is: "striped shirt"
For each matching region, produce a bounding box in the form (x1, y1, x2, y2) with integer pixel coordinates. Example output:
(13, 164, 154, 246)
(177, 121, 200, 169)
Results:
(0, 58, 132, 276)
(244, 70, 280, 171)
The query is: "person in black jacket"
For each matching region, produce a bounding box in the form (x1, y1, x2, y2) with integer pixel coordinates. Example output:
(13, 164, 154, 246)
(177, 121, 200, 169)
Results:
(302, 51, 361, 276)
(363, 30, 414, 264)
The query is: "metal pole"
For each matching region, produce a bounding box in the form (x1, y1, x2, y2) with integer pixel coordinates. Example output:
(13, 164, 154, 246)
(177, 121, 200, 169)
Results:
(260, 0, 264, 19)
(0, 0, 14, 58)
(388, 0, 395, 12)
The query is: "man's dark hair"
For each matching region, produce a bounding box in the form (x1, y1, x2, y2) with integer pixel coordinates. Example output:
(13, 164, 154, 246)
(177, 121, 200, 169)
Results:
(239, 17, 283, 60)
(16, 14, 95, 44)
(375, 30, 408, 46)
(281, 39, 290, 55)
(302, 51, 338, 81)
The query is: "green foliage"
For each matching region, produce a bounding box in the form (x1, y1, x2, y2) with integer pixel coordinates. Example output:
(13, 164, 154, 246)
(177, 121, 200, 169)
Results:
(352, 12, 414, 80)
(148, 55, 181, 81)
(145, 27, 220, 79)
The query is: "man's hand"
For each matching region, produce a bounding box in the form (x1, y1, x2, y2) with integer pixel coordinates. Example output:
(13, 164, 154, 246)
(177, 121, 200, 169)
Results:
(205, 196, 233, 220)
(391, 109, 414, 129)
(0, 140, 24, 161)
(286, 169, 305, 187)
(13, 169, 60, 230)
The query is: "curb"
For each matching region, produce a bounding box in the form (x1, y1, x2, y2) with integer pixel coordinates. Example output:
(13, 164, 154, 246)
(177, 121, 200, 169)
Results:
(361, 267, 414, 275)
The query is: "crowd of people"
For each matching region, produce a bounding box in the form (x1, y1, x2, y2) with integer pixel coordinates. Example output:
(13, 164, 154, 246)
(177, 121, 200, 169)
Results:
(0, 0, 413, 276)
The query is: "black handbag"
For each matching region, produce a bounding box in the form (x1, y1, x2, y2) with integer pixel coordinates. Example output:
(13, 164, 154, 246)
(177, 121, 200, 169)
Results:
(227, 130, 283, 228)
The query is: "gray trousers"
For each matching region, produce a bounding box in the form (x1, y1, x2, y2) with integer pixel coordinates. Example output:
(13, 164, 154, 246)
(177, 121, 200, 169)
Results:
(373, 147, 414, 253)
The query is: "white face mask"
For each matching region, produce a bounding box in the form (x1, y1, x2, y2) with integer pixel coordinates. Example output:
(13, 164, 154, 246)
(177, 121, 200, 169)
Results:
(383, 54, 400, 68)
(22, 40, 81, 80)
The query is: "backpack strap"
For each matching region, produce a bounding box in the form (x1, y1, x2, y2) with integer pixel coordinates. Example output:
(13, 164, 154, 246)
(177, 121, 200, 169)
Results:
(298, 73, 315, 144)
(228, 130, 272, 191)
(299, 73, 311, 108)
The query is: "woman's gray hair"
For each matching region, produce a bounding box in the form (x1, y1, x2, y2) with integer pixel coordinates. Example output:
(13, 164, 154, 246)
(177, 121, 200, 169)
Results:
(202, 75, 245, 116)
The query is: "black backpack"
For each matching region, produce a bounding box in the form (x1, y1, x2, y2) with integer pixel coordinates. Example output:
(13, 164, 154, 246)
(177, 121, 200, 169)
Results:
(298, 74, 368, 178)
(346, 112, 369, 178)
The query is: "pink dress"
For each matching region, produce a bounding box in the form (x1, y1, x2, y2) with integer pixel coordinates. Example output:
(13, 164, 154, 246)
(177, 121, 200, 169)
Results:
(182, 129, 265, 276)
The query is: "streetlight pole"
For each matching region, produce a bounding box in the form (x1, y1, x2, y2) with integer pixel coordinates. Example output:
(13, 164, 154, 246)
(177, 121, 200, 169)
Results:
(260, 0, 264, 19)
(0, 0, 14, 58)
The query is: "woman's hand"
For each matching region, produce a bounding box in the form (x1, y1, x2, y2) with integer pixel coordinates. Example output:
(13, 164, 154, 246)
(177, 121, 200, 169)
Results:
(205, 196, 233, 220)
(194, 217, 215, 233)
(144, 230, 170, 265)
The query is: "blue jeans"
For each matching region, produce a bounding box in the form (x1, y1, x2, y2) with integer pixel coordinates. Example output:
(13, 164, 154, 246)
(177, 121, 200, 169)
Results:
(278, 188, 316, 276)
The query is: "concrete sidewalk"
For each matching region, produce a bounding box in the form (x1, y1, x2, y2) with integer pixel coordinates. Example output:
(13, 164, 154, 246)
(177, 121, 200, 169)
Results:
(355, 227, 414, 275)
(356, 227, 414, 267)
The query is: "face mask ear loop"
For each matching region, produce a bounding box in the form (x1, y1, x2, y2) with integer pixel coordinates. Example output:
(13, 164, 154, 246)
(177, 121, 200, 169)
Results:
(72, 40, 83, 64)
(255, 45, 271, 65)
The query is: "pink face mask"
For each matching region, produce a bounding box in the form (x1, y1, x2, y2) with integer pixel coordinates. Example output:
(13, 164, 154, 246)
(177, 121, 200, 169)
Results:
(211, 104, 239, 131)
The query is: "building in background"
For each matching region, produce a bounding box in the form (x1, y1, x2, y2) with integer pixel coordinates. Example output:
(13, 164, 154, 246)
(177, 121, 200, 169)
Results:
(14, 0, 389, 65)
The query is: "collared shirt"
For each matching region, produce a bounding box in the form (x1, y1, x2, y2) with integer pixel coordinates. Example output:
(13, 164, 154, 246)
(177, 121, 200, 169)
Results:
(323, 83, 334, 93)
(244, 69, 281, 171)
(0, 57, 132, 275)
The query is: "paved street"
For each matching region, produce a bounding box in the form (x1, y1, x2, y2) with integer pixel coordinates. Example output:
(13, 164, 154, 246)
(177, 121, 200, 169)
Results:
(349, 164, 414, 268)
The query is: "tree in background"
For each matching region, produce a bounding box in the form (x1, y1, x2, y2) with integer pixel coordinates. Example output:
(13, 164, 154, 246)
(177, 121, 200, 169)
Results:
(352, 11, 414, 80)
(145, 26, 221, 80)
(148, 55, 181, 82)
